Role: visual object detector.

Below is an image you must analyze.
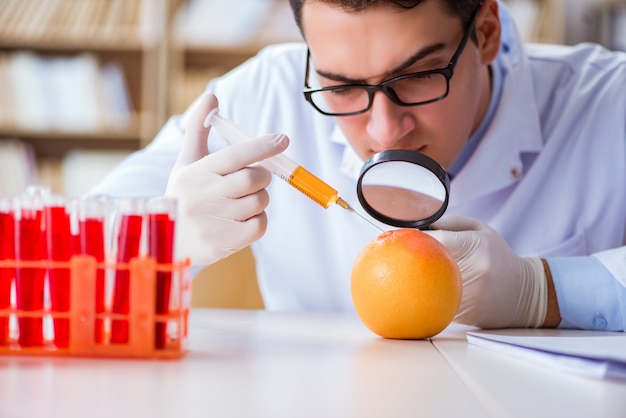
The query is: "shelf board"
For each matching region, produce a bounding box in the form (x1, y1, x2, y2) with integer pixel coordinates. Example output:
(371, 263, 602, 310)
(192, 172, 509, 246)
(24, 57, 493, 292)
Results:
(0, 109, 159, 144)
(0, 130, 141, 158)
(0, 37, 148, 52)
(0, 129, 138, 142)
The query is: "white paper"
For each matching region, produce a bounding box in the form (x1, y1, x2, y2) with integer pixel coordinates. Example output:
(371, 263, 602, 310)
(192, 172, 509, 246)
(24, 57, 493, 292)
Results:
(467, 329, 626, 381)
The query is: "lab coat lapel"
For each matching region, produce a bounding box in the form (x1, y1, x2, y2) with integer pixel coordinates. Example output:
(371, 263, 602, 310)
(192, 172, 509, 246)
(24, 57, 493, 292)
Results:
(449, 35, 543, 206)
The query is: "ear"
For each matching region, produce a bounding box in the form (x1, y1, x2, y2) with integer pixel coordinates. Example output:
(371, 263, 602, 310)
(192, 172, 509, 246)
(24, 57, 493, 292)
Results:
(475, 0, 501, 65)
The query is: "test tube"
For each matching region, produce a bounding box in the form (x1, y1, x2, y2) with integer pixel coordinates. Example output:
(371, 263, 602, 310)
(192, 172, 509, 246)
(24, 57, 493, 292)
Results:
(15, 193, 46, 347)
(110, 198, 146, 344)
(69, 198, 81, 256)
(205, 109, 350, 210)
(79, 196, 108, 344)
(45, 195, 74, 348)
(147, 197, 176, 349)
(0, 197, 15, 345)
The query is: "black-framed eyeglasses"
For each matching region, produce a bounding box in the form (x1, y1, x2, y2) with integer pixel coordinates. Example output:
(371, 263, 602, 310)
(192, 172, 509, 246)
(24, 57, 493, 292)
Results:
(303, 3, 483, 117)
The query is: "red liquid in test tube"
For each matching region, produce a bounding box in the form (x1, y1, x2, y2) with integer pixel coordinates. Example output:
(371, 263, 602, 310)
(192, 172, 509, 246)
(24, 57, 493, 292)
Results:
(148, 198, 177, 349)
(0, 198, 15, 345)
(111, 199, 145, 344)
(79, 197, 107, 344)
(15, 195, 46, 347)
(45, 196, 74, 348)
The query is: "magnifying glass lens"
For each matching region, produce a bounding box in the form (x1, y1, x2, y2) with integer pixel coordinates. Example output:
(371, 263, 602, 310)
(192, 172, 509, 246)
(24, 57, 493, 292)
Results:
(360, 185, 444, 222)
(357, 150, 450, 229)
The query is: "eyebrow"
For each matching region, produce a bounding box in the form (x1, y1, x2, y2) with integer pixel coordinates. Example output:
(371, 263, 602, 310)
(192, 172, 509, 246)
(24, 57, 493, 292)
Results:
(315, 42, 447, 84)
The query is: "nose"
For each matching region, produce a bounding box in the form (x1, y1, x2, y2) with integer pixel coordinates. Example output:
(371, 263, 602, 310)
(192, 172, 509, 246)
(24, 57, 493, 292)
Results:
(366, 92, 415, 149)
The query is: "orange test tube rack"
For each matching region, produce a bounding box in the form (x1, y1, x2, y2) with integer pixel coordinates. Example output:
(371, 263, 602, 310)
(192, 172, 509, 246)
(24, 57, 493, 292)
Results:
(0, 256, 191, 359)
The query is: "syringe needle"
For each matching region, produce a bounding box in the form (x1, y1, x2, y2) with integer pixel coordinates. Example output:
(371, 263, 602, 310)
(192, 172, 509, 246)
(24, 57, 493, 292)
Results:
(336, 198, 384, 232)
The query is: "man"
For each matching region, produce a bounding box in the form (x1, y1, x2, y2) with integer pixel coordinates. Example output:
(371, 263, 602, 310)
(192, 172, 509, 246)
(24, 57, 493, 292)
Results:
(91, 0, 626, 330)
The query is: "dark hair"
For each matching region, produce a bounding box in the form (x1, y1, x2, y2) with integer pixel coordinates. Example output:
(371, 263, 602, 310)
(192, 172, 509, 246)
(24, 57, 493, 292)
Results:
(288, 0, 482, 36)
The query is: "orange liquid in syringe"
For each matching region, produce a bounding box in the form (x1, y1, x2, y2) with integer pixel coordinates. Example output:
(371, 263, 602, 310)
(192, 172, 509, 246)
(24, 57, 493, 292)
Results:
(287, 166, 340, 209)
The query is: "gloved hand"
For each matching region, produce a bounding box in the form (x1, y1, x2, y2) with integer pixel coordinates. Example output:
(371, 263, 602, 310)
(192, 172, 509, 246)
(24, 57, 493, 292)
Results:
(425, 216, 547, 329)
(165, 93, 289, 266)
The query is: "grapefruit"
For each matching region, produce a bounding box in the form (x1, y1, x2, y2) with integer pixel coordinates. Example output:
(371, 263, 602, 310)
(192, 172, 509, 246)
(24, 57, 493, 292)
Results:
(351, 228, 461, 339)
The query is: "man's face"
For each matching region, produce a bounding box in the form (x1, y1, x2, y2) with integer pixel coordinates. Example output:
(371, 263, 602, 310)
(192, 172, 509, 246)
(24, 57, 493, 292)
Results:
(301, 1, 496, 170)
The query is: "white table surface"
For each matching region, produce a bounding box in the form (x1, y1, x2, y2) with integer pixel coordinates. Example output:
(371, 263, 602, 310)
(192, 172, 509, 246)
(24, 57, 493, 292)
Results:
(1, 309, 625, 418)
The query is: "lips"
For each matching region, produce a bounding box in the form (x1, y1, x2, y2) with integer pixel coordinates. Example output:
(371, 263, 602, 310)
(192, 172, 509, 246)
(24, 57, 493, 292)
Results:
(370, 145, 426, 155)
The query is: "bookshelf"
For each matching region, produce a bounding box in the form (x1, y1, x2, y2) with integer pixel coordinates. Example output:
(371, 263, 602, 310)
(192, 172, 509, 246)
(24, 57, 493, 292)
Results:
(503, 0, 624, 49)
(0, 0, 172, 158)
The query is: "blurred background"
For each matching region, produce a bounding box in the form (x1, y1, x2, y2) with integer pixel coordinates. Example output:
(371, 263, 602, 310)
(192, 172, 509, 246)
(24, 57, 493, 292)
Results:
(0, 0, 624, 308)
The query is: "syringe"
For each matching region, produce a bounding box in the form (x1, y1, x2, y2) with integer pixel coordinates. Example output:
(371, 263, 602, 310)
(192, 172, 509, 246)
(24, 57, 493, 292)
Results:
(205, 109, 382, 230)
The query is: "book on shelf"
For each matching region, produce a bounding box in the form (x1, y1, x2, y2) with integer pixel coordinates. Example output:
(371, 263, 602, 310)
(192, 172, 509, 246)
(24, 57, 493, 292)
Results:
(503, 0, 543, 42)
(0, 139, 38, 196)
(0, 51, 134, 134)
(173, 0, 301, 48)
(35, 149, 132, 196)
(0, 140, 130, 197)
(61, 149, 131, 197)
(503, 0, 569, 44)
(0, 0, 159, 45)
(591, 1, 626, 51)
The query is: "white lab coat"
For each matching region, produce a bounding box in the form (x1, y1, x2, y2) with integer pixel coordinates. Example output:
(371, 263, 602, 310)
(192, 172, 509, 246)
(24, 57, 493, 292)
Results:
(91, 5, 626, 329)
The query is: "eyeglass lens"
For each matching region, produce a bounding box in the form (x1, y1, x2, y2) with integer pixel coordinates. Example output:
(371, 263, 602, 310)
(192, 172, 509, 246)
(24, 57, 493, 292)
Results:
(308, 73, 449, 115)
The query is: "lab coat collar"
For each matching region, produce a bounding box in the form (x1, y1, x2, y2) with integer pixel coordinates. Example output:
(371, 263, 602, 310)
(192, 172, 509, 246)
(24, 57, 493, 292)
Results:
(448, 10, 543, 206)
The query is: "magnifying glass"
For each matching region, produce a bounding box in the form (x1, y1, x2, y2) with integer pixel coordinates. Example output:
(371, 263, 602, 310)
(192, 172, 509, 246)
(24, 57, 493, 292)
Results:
(356, 150, 450, 229)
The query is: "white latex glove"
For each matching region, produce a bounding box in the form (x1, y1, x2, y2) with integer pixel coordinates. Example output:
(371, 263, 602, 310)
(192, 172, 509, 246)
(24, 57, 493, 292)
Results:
(165, 93, 289, 266)
(425, 216, 547, 329)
